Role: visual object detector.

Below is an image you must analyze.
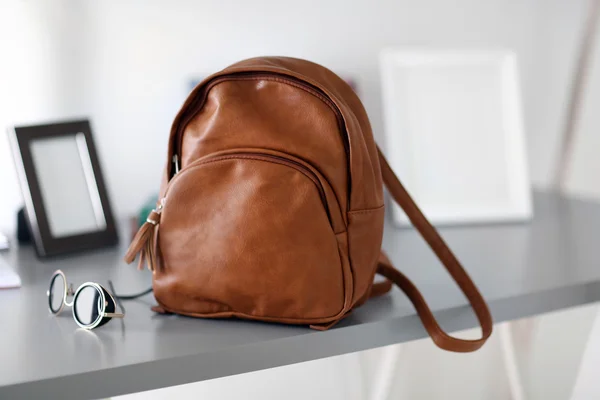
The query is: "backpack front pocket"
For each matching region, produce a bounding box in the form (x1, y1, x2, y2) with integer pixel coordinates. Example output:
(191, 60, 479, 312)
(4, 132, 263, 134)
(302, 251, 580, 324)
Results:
(154, 150, 348, 323)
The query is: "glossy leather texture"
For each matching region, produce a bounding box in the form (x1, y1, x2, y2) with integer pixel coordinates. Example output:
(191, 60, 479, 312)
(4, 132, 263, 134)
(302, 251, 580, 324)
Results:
(126, 57, 493, 352)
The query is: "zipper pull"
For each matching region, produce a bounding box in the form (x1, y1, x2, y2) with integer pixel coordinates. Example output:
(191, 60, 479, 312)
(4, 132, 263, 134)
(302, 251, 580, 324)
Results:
(172, 154, 180, 175)
(124, 198, 166, 272)
(151, 197, 166, 219)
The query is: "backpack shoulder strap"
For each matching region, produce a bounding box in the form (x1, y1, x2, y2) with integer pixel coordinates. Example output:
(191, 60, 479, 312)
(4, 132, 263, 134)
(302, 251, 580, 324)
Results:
(376, 146, 493, 352)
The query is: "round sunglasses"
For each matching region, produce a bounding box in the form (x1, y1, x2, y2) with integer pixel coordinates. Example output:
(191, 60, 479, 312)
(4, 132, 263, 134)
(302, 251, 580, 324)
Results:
(47, 270, 126, 329)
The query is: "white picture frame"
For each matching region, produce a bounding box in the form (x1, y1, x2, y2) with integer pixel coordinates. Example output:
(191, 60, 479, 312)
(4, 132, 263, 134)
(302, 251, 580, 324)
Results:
(380, 49, 532, 226)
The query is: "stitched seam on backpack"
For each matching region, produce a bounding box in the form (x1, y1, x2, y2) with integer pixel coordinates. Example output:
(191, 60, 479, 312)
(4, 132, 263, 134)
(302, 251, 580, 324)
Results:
(192, 155, 321, 187)
(348, 205, 385, 215)
(155, 298, 345, 323)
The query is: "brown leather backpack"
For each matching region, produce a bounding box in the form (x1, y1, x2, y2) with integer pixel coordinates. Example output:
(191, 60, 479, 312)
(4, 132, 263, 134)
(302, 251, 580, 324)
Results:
(125, 56, 492, 352)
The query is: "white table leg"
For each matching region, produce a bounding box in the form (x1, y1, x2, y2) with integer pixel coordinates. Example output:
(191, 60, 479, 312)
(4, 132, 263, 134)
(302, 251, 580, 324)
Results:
(569, 306, 600, 400)
(499, 322, 526, 400)
(369, 344, 403, 400)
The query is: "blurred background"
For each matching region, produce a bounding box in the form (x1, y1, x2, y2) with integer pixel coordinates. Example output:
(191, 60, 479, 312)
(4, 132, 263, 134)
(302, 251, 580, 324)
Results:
(2, 0, 600, 233)
(1, 1, 600, 399)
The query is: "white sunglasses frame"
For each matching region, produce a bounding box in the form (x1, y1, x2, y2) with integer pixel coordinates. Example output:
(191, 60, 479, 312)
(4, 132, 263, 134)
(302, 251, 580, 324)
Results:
(47, 269, 124, 329)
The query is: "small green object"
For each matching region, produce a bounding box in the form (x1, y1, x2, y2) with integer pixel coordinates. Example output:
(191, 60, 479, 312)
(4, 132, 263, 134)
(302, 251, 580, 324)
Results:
(138, 194, 159, 227)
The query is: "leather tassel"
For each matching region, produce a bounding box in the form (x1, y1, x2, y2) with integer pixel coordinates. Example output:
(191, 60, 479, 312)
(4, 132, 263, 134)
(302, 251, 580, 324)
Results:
(145, 230, 157, 272)
(124, 208, 162, 271)
(136, 246, 147, 271)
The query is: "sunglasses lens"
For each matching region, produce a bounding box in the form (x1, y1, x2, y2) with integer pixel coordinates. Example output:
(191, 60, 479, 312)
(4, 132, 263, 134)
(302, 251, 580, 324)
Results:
(48, 273, 65, 314)
(73, 285, 103, 327)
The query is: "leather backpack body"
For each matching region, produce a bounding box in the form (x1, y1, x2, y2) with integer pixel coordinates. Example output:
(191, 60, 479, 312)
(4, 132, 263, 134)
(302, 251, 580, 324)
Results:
(126, 56, 492, 352)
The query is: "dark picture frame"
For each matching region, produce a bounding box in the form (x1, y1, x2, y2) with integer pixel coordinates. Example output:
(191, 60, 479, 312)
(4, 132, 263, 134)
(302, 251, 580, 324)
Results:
(8, 120, 118, 257)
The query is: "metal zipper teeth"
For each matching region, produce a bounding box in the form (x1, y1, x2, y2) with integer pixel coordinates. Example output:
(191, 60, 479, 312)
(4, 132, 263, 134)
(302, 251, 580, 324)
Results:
(170, 72, 350, 178)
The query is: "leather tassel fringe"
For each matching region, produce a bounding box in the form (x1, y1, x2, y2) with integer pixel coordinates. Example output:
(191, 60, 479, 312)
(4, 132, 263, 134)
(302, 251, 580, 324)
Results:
(124, 208, 162, 271)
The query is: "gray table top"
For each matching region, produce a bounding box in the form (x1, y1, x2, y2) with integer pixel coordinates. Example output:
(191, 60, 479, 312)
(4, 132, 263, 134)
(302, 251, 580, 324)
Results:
(1, 190, 599, 399)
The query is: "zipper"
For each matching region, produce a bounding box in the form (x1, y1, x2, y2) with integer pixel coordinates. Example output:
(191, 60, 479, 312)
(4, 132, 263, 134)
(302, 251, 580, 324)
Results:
(172, 155, 180, 175)
(150, 197, 166, 220)
(164, 152, 330, 217)
(169, 72, 349, 179)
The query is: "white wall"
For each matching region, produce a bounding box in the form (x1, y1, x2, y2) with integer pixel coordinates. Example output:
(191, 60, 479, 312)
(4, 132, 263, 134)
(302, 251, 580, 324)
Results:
(567, 4, 600, 198)
(0, 1, 91, 232)
(1, 0, 599, 233)
(0, 2, 58, 232)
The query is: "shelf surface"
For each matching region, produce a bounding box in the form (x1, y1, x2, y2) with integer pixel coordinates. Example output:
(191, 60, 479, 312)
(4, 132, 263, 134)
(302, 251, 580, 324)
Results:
(1, 190, 599, 399)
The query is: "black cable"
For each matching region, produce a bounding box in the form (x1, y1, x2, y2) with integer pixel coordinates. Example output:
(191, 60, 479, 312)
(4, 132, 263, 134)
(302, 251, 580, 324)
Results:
(113, 286, 153, 300)
(108, 280, 126, 314)
(108, 280, 127, 335)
